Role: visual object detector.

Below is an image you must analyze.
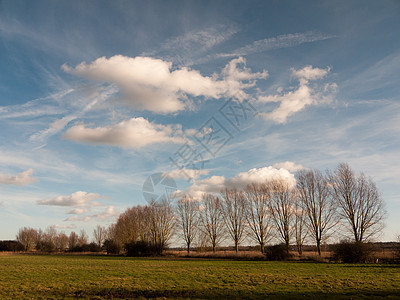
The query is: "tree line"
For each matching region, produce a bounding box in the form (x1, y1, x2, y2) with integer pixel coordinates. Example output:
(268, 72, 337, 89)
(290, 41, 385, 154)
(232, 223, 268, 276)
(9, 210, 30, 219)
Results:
(8, 163, 386, 256)
(108, 163, 386, 256)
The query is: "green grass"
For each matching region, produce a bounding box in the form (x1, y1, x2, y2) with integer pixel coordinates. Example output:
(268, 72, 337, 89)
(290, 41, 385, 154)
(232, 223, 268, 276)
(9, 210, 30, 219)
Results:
(0, 254, 399, 299)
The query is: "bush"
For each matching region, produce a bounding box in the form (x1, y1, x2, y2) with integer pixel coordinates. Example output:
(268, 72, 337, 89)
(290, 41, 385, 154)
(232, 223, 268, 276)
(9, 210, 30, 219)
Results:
(0, 240, 24, 252)
(264, 244, 292, 261)
(332, 240, 374, 263)
(36, 241, 56, 253)
(103, 239, 121, 255)
(125, 241, 157, 257)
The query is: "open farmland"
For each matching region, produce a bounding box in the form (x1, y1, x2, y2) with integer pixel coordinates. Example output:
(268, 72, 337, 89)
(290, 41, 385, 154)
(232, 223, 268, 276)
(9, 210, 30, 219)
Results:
(0, 254, 399, 299)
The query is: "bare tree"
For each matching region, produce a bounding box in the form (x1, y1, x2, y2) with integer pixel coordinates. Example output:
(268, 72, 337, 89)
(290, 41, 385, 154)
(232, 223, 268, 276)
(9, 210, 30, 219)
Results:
(199, 194, 225, 253)
(329, 163, 386, 243)
(55, 232, 69, 251)
(68, 231, 78, 249)
(16, 227, 37, 251)
(244, 183, 273, 253)
(176, 195, 198, 254)
(268, 179, 296, 254)
(93, 225, 107, 248)
(221, 188, 246, 253)
(148, 199, 176, 254)
(78, 229, 88, 246)
(293, 193, 307, 256)
(297, 169, 337, 256)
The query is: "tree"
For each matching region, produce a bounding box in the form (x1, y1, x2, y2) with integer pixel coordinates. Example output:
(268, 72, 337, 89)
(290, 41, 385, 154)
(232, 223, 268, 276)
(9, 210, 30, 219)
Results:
(199, 194, 225, 253)
(68, 231, 78, 249)
(221, 188, 246, 253)
(148, 200, 176, 255)
(244, 183, 273, 253)
(268, 179, 296, 254)
(93, 225, 107, 248)
(176, 195, 198, 254)
(16, 227, 37, 251)
(329, 163, 386, 243)
(297, 169, 338, 256)
(55, 232, 69, 251)
(293, 194, 307, 256)
(78, 229, 89, 246)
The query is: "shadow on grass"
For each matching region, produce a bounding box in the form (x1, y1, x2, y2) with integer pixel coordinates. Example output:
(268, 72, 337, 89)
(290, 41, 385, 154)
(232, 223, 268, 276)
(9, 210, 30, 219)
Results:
(78, 287, 400, 299)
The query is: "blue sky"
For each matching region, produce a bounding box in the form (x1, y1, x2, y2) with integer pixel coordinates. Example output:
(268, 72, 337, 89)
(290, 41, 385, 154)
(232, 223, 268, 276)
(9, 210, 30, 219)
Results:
(0, 0, 399, 241)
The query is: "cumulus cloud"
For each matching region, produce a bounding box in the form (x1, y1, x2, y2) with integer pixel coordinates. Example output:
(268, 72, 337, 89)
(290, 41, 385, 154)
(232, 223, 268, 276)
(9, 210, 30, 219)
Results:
(63, 117, 186, 149)
(258, 66, 336, 123)
(181, 166, 296, 199)
(272, 161, 305, 172)
(0, 169, 39, 186)
(62, 55, 267, 113)
(37, 191, 103, 206)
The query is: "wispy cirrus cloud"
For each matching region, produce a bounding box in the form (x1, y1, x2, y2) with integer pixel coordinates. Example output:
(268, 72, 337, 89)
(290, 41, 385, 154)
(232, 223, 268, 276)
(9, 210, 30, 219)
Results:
(0, 169, 39, 186)
(217, 31, 336, 58)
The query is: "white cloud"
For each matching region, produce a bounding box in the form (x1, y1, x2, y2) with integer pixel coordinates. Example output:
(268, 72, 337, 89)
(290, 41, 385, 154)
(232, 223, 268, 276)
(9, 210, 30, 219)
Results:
(66, 208, 89, 215)
(218, 31, 335, 57)
(182, 166, 296, 199)
(62, 55, 267, 113)
(0, 169, 39, 186)
(272, 161, 304, 172)
(64, 206, 118, 222)
(91, 206, 118, 220)
(164, 168, 210, 180)
(38, 191, 103, 206)
(54, 224, 76, 229)
(258, 66, 336, 123)
(63, 117, 186, 149)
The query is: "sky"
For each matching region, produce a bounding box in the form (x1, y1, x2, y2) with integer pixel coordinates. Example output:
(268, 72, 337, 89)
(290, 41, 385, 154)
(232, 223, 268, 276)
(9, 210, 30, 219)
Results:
(0, 0, 399, 242)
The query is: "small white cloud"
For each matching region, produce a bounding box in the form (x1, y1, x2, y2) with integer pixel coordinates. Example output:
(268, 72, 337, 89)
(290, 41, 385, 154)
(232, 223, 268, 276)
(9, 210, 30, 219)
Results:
(38, 191, 103, 206)
(64, 215, 91, 222)
(64, 206, 118, 222)
(0, 169, 39, 186)
(91, 206, 118, 220)
(66, 208, 89, 215)
(164, 168, 210, 180)
(63, 117, 186, 149)
(54, 224, 76, 229)
(258, 66, 335, 123)
(272, 161, 305, 172)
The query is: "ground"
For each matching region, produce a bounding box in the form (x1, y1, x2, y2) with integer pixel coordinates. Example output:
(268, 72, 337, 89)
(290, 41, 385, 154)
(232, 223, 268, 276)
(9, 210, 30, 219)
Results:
(0, 254, 399, 299)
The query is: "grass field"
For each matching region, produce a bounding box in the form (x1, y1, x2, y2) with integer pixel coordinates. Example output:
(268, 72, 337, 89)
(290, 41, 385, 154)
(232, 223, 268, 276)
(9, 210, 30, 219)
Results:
(0, 254, 399, 299)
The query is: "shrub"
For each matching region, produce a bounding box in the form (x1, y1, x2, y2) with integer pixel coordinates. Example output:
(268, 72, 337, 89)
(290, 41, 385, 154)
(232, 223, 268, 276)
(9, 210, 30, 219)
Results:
(103, 239, 121, 255)
(332, 240, 374, 263)
(264, 244, 292, 261)
(0, 240, 24, 252)
(125, 241, 158, 257)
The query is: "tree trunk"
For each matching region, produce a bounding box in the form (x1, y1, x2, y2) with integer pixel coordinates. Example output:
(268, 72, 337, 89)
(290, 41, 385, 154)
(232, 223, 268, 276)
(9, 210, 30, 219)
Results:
(317, 239, 321, 256)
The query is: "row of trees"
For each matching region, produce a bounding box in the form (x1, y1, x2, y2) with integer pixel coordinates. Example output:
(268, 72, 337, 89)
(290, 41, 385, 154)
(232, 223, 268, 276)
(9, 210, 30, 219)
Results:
(15, 225, 108, 253)
(11, 163, 385, 256)
(108, 163, 385, 256)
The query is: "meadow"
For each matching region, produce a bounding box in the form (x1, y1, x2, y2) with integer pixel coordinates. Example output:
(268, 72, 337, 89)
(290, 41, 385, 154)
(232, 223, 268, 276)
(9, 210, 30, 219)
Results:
(0, 254, 399, 299)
